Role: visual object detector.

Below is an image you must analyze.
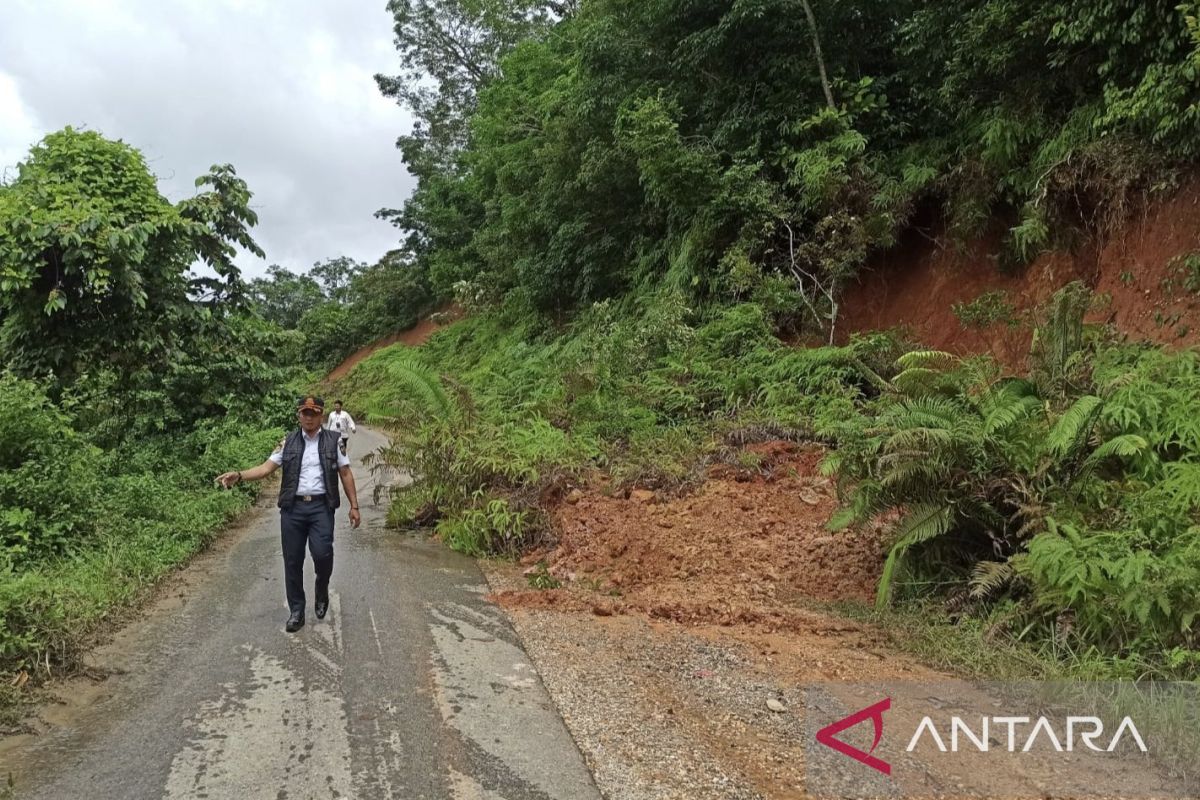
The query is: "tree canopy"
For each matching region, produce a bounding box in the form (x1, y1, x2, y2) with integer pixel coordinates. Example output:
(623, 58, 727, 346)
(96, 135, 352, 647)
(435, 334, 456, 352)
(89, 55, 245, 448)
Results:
(376, 0, 1200, 331)
(0, 128, 263, 383)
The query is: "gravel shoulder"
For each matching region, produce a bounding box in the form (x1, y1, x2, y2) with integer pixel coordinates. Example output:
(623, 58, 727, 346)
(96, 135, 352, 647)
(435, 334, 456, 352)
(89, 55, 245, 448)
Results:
(482, 562, 933, 800)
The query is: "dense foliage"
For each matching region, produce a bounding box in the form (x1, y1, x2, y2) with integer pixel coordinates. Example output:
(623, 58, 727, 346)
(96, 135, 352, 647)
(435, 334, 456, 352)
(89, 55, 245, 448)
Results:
(379, 0, 1200, 330)
(0, 128, 259, 385)
(0, 379, 281, 673)
(828, 285, 1200, 671)
(0, 130, 289, 678)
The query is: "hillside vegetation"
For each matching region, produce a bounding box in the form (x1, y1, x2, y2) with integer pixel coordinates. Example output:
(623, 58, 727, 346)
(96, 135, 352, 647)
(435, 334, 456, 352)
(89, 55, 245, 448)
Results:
(333, 0, 1200, 678)
(380, 0, 1200, 320)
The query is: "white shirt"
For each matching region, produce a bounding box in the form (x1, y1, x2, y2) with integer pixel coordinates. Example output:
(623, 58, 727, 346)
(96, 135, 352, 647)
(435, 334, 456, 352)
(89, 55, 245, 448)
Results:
(326, 410, 356, 439)
(269, 430, 351, 495)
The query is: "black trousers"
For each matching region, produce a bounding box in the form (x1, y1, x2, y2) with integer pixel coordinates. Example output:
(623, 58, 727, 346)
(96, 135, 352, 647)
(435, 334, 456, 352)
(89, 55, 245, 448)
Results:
(280, 501, 335, 614)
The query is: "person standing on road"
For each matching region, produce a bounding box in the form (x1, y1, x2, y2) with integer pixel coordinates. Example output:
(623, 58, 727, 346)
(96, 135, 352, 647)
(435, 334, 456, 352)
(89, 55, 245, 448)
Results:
(216, 395, 361, 632)
(325, 399, 357, 457)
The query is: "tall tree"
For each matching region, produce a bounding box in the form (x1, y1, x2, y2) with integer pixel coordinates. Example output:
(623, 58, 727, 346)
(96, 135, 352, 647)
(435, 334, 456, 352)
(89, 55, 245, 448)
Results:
(310, 255, 366, 304)
(374, 0, 561, 178)
(799, 0, 835, 109)
(0, 128, 262, 383)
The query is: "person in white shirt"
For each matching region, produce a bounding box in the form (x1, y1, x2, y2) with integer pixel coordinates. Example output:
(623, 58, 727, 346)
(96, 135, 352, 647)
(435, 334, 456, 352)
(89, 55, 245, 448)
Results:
(216, 396, 361, 632)
(325, 400, 357, 456)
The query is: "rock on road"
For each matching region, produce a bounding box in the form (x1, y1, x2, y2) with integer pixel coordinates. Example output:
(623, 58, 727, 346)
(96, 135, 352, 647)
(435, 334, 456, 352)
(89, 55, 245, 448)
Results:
(0, 427, 600, 800)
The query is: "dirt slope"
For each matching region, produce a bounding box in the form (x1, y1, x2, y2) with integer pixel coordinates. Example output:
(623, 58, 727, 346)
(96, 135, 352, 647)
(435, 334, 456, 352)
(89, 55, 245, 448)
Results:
(325, 305, 462, 382)
(841, 177, 1200, 364)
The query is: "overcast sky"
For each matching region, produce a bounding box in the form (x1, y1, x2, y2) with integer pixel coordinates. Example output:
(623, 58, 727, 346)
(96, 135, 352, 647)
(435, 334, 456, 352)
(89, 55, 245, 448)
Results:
(0, 0, 416, 279)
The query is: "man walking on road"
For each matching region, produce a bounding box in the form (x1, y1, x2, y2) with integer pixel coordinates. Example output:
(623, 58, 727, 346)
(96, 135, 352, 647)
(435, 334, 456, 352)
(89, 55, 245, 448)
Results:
(217, 395, 361, 632)
(325, 399, 357, 456)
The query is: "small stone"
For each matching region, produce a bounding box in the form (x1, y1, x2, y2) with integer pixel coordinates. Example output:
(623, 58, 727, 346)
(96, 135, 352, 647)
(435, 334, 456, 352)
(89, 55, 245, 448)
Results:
(630, 489, 656, 503)
(565, 488, 584, 504)
(592, 603, 614, 617)
(766, 698, 786, 713)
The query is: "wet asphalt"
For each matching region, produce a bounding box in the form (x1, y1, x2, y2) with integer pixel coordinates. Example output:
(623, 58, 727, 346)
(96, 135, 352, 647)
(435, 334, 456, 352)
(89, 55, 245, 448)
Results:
(1, 428, 600, 800)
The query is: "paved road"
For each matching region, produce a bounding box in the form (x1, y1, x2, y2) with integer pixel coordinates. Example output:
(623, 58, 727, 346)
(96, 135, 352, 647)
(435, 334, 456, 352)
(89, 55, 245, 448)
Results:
(1, 428, 600, 800)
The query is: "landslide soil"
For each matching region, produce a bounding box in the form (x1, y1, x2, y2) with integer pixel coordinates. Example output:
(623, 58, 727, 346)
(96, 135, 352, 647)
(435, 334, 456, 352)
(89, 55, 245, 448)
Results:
(484, 442, 1183, 799)
(324, 304, 462, 383)
(485, 442, 928, 799)
(840, 176, 1200, 366)
(494, 442, 888, 631)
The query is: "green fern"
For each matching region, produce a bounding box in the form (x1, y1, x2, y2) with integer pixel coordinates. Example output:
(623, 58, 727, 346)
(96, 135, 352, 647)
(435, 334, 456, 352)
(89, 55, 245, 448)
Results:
(883, 425, 954, 454)
(876, 503, 955, 608)
(1029, 281, 1092, 398)
(982, 387, 1041, 434)
(1085, 433, 1148, 463)
(970, 560, 1016, 599)
(373, 353, 455, 421)
(891, 367, 946, 395)
(1044, 394, 1102, 458)
(896, 350, 959, 371)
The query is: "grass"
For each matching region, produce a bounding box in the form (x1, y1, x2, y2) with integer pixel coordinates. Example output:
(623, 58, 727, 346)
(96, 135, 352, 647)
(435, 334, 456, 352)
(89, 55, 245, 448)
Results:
(827, 598, 1181, 682)
(0, 488, 264, 722)
(0, 424, 282, 721)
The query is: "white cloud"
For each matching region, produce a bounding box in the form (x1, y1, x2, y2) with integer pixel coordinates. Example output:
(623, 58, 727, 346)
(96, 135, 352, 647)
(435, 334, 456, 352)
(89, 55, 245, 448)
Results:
(0, 72, 42, 181)
(0, 0, 416, 277)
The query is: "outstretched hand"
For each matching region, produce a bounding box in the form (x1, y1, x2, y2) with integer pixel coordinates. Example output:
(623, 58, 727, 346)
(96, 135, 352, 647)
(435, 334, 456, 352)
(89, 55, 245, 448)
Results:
(215, 471, 241, 489)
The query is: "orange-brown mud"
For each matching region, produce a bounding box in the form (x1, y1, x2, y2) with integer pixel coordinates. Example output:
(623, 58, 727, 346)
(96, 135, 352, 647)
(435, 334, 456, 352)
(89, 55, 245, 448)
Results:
(490, 442, 890, 633)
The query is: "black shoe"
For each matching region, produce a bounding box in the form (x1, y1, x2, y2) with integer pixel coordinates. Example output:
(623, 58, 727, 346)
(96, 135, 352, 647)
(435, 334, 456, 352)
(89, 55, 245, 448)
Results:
(315, 594, 329, 620)
(285, 612, 305, 632)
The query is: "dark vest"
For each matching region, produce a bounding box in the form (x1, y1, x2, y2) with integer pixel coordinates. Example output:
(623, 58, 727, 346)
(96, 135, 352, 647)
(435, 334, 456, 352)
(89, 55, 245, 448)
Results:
(277, 429, 342, 510)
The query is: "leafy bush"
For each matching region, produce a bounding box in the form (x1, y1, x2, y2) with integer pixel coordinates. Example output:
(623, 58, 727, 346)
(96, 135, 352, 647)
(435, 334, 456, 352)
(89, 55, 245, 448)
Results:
(298, 302, 368, 373)
(826, 285, 1200, 667)
(437, 496, 534, 558)
(953, 291, 1018, 328)
(0, 375, 102, 569)
(0, 417, 281, 673)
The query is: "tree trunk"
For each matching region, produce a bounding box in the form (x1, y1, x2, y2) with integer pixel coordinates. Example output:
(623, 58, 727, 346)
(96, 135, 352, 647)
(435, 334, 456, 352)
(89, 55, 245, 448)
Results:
(799, 0, 835, 110)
